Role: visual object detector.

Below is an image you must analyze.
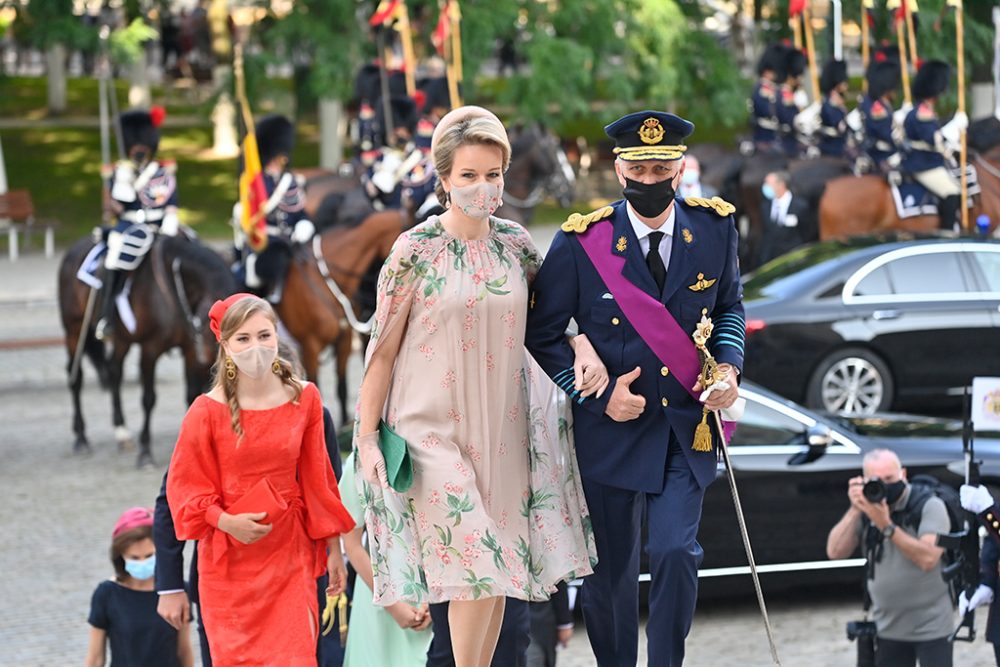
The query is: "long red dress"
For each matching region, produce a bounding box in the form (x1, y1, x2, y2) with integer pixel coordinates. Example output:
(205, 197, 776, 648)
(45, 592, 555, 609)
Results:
(167, 382, 354, 666)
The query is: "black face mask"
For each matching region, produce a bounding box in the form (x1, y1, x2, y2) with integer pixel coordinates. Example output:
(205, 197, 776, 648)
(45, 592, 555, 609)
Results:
(623, 176, 676, 218)
(886, 480, 907, 505)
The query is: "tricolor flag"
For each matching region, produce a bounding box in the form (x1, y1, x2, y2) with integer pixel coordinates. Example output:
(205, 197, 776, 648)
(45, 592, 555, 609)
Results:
(789, 0, 807, 18)
(239, 131, 268, 253)
(369, 0, 402, 27)
(432, 1, 453, 56)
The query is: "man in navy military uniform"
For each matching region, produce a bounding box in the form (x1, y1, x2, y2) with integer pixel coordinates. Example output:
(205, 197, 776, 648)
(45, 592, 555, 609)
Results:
(859, 59, 902, 173)
(749, 43, 787, 153)
(902, 60, 967, 231)
(525, 111, 745, 667)
(95, 108, 180, 341)
(238, 114, 315, 303)
(363, 95, 437, 216)
(818, 59, 850, 158)
(777, 48, 808, 157)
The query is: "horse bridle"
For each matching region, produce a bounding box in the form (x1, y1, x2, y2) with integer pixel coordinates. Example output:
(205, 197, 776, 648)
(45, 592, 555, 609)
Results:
(310, 235, 375, 335)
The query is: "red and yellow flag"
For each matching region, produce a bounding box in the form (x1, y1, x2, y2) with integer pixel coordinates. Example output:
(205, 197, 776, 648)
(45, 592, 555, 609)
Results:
(789, 0, 806, 18)
(369, 0, 402, 27)
(239, 132, 268, 253)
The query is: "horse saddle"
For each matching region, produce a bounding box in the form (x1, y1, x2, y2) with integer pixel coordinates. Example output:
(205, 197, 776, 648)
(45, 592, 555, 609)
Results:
(889, 176, 938, 220)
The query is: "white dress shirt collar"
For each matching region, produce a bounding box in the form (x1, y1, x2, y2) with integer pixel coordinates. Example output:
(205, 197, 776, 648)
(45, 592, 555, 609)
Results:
(626, 203, 675, 242)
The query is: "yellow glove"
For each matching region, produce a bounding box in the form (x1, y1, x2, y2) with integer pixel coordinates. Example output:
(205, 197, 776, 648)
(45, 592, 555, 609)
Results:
(321, 592, 349, 645)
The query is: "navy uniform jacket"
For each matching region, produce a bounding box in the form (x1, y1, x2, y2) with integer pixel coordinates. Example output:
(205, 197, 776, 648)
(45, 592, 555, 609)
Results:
(364, 146, 436, 211)
(981, 537, 1000, 644)
(819, 97, 848, 157)
(524, 198, 745, 493)
(901, 102, 946, 173)
(108, 159, 178, 232)
(750, 78, 780, 145)
(776, 84, 801, 156)
(262, 172, 308, 238)
(861, 95, 896, 165)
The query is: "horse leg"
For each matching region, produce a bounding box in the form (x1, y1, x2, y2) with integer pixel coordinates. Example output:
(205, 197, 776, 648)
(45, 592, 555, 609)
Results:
(334, 331, 353, 426)
(65, 336, 91, 454)
(136, 345, 158, 468)
(107, 342, 135, 451)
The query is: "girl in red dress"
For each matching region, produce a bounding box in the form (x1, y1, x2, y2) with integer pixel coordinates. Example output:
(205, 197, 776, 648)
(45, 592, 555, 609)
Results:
(167, 293, 353, 666)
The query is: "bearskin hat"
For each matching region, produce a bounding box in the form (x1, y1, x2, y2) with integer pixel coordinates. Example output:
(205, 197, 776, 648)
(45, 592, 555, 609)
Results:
(757, 43, 788, 81)
(785, 48, 808, 79)
(418, 77, 451, 115)
(375, 96, 419, 138)
(119, 109, 160, 155)
(866, 60, 901, 99)
(820, 60, 848, 95)
(911, 60, 950, 101)
(255, 115, 295, 166)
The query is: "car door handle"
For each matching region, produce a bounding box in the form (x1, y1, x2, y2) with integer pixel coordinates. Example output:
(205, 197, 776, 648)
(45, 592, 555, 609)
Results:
(871, 309, 900, 320)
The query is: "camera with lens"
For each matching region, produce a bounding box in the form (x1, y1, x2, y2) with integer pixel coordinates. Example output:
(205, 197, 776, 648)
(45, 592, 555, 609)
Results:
(846, 620, 877, 667)
(863, 477, 887, 503)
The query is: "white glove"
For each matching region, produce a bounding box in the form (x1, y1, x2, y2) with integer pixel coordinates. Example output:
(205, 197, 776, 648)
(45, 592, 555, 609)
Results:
(160, 209, 179, 236)
(794, 102, 822, 137)
(371, 150, 404, 194)
(291, 220, 315, 244)
(940, 111, 969, 148)
(698, 380, 747, 422)
(886, 153, 902, 169)
(111, 162, 138, 203)
(958, 584, 994, 617)
(960, 484, 995, 514)
(356, 431, 389, 489)
(845, 108, 863, 132)
(793, 88, 809, 110)
(893, 103, 913, 129)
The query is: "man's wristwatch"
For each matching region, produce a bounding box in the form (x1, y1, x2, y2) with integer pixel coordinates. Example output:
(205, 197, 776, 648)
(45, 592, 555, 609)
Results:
(881, 523, 896, 539)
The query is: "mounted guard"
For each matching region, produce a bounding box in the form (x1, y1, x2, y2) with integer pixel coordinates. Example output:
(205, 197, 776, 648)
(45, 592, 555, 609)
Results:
(857, 58, 903, 174)
(93, 107, 179, 341)
(777, 47, 808, 157)
(748, 43, 787, 155)
(235, 114, 315, 303)
(818, 59, 851, 159)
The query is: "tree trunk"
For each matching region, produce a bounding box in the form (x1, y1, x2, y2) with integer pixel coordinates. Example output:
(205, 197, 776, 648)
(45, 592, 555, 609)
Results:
(318, 97, 344, 171)
(46, 43, 67, 114)
(128, 51, 152, 108)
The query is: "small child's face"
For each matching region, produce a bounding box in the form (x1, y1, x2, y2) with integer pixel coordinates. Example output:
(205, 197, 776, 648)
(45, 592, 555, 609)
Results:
(123, 537, 155, 562)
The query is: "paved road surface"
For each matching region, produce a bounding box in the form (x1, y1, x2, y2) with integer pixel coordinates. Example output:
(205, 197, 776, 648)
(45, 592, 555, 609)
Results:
(1, 243, 996, 666)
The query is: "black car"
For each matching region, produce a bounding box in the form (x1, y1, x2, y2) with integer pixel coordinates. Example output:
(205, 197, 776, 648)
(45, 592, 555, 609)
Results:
(741, 237, 1000, 416)
(693, 382, 1000, 592)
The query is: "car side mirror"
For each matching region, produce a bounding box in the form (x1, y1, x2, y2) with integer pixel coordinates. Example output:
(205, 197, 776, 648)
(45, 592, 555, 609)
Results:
(788, 424, 833, 466)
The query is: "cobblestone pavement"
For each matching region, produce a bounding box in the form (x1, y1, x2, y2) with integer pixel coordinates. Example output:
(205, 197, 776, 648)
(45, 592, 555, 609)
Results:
(1, 245, 997, 666)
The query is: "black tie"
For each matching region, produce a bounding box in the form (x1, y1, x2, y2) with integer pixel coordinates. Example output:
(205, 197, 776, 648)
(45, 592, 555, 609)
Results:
(646, 231, 666, 292)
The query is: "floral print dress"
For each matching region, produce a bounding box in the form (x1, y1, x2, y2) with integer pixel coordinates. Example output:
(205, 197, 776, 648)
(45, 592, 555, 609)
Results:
(356, 215, 596, 605)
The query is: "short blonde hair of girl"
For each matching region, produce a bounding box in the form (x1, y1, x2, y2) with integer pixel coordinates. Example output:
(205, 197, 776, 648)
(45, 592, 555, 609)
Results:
(431, 106, 511, 207)
(211, 295, 302, 438)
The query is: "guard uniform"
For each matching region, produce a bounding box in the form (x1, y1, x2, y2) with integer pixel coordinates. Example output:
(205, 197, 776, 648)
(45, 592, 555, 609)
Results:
(525, 111, 745, 667)
(363, 95, 437, 215)
(95, 108, 179, 340)
(777, 48, 808, 157)
(818, 59, 849, 158)
(861, 60, 902, 171)
(902, 60, 962, 230)
(749, 44, 787, 152)
(239, 114, 315, 303)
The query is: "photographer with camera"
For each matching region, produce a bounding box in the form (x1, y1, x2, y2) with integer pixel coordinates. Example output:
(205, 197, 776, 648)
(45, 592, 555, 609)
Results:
(827, 449, 955, 666)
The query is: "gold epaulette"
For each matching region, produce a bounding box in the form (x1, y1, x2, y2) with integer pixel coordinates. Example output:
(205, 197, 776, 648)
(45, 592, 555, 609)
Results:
(683, 196, 736, 217)
(561, 205, 614, 233)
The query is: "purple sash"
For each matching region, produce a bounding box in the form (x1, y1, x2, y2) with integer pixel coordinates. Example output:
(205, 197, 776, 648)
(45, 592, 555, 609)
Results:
(576, 221, 735, 440)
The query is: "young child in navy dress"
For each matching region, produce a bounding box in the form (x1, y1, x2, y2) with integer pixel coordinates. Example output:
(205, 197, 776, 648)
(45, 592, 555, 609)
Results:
(85, 507, 193, 667)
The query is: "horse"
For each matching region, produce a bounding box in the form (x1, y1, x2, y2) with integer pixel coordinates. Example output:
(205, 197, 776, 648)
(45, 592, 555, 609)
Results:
(273, 209, 407, 425)
(818, 150, 1000, 239)
(818, 118, 1000, 239)
(493, 124, 576, 225)
(58, 234, 237, 466)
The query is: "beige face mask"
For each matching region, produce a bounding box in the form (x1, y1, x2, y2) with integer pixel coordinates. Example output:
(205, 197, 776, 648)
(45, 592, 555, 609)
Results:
(229, 345, 278, 379)
(449, 182, 503, 219)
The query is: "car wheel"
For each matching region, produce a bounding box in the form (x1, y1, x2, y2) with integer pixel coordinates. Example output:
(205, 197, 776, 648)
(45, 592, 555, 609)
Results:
(806, 347, 894, 416)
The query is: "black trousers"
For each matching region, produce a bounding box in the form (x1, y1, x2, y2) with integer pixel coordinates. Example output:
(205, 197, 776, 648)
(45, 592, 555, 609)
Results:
(876, 636, 952, 667)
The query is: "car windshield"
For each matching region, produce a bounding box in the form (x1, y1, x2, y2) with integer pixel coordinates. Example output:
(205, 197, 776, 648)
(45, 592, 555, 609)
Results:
(743, 242, 870, 301)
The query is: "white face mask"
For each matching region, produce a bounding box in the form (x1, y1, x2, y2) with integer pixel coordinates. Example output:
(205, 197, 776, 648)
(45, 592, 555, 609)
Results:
(448, 182, 503, 220)
(681, 169, 700, 186)
(228, 345, 278, 379)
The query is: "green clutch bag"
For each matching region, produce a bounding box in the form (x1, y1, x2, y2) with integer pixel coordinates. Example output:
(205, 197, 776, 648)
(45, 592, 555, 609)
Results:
(378, 419, 413, 493)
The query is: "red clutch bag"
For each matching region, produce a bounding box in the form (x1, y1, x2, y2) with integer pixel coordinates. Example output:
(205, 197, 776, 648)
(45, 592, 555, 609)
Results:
(226, 478, 288, 526)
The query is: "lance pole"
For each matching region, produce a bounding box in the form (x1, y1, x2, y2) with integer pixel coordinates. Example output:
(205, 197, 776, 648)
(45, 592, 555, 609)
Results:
(953, 0, 969, 231)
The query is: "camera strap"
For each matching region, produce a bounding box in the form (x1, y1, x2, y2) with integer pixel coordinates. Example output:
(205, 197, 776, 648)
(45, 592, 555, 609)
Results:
(714, 410, 782, 665)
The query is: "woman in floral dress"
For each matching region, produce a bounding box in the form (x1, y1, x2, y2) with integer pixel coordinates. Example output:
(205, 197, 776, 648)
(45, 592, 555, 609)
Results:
(354, 106, 601, 667)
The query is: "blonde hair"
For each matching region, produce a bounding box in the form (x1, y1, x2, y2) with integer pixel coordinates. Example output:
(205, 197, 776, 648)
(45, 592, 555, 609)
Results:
(431, 106, 511, 207)
(211, 296, 302, 438)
